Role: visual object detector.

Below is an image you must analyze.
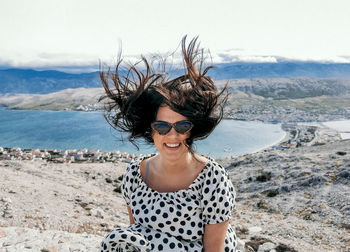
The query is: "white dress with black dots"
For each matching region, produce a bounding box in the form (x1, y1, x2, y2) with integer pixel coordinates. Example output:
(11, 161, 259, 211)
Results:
(101, 155, 237, 252)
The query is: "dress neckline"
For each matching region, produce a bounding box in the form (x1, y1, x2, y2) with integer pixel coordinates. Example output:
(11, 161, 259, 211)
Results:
(135, 154, 211, 194)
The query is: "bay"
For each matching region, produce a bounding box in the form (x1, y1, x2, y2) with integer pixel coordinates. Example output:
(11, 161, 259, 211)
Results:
(0, 108, 285, 158)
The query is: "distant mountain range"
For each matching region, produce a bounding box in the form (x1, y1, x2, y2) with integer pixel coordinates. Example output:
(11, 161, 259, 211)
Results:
(0, 69, 100, 94)
(1, 62, 350, 94)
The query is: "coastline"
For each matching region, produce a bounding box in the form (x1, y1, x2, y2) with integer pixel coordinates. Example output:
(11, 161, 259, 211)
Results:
(1, 119, 347, 163)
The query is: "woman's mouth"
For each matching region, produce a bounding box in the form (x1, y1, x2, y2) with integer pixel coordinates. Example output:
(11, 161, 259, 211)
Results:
(164, 143, 181, 148)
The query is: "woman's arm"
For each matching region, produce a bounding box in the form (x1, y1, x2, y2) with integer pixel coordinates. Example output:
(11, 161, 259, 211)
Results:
(127, 206, 135, 224)
(203, 220, 229, 252)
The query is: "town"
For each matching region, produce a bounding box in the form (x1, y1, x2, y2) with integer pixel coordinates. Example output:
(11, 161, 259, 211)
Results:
(226, 105, 350, 123)
(0, 147, 141, 163)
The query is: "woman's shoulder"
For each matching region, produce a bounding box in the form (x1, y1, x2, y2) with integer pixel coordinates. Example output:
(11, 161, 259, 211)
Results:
(203, 156, 228, 176)
(125, 154, 155, 175)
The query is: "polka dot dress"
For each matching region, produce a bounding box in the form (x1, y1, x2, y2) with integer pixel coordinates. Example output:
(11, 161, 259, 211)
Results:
(101, 155, 237, 251)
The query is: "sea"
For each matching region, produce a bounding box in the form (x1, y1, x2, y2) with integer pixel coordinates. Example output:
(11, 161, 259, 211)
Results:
(0, 108, 286, 158)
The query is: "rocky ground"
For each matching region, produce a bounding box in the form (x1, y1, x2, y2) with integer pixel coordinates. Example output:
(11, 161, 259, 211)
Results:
(0, 161, 129, 251)
(1, 137, 349, 251)
(222, 139, 350, 252)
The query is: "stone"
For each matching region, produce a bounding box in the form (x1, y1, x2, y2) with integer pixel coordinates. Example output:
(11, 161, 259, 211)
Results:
(0, 230, 7, 238)
(248, 226, 262, 233)
(258, 242, 276, 252)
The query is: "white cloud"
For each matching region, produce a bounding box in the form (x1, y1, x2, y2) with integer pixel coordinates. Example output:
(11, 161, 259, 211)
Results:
(1, 0, 350, 70)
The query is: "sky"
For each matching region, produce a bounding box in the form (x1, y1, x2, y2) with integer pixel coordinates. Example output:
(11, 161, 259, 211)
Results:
(1, 0, 350, 71)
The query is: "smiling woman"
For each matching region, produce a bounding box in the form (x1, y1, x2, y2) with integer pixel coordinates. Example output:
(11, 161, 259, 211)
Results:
(98, 36, 237, 252)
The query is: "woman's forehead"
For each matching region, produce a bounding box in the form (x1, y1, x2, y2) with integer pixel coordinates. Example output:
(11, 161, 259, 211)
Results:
(156, 106, 188, 122)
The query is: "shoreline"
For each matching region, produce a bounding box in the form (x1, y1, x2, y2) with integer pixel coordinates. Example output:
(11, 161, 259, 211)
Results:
(1, 119, 347, 163)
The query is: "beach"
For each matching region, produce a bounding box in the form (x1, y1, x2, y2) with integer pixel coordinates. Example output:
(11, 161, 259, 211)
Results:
(0, 125, 349, 252)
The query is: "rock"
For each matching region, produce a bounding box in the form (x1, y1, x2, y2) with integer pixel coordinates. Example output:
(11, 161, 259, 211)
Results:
(236, 238, 246, 252)
(262, 189, 279, 197)
(248, 226, 262, 234)
(339, 171, 349, 178)
(0, 230, 7, 238)
(90, 208, 104, 219)
(258, 242, 276, 252)
(257, 200, 270, 210)
(2, 241, 12, 247)
(256, 172, 271, 182)
(236, 224, 249, 235)
(336, 151, 347, 156)
(245, 237, 272, 251)
(113, 185, 122, 193)
(1, 197, 12, 203)
(275, 243, 298, 252)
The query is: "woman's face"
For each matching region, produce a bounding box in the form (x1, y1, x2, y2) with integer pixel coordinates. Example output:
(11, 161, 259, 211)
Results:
(152, 106, 191, 161)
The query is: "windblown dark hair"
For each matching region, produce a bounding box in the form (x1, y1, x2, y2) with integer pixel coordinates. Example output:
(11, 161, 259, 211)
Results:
(99, 36, 228, 153)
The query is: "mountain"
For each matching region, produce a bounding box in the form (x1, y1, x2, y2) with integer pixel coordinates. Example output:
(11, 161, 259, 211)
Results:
(1, 62, 350, 94)
(217, 77, 350, 99)
(209, 62, 350, 80)
(0, 69, 100, 94)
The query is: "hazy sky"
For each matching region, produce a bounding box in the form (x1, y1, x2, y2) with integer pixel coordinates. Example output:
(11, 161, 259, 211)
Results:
(1, 0, 349, 70)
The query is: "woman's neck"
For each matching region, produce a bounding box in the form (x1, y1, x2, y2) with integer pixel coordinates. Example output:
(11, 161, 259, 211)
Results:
(158, 152, 195, 175)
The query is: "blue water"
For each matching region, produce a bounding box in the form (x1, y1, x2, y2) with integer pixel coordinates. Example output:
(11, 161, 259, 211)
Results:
(0, 108, 285, 158)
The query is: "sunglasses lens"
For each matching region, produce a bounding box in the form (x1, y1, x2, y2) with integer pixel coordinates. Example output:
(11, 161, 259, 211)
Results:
(174, 121, 193, 134)
(152, 121, 193, 135)
(152, 122, 171, 135)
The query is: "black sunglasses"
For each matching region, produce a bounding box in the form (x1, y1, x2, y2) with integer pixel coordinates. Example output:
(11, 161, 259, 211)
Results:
(151, 120, 193, 135)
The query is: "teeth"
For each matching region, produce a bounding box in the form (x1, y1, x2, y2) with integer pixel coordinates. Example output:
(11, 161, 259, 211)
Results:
(165, 143, 180, 148)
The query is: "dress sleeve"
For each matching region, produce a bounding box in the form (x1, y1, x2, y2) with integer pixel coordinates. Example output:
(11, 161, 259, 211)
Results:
(121, 161, 139, 206)
(201, 161, 236, 225)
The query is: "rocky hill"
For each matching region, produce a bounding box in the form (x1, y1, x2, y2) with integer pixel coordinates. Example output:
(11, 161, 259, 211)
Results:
(218, 78, 350, 122)
(220, 77, 350, 99)
(1, 77, 350, 122)
(0, 88, 104, 111)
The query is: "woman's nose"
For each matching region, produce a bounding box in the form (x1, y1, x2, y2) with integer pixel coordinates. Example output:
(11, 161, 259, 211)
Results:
(167, 127, 179, 136)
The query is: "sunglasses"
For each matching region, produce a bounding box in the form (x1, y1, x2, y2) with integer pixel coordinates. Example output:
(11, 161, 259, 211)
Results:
(151, 120, 193, 135)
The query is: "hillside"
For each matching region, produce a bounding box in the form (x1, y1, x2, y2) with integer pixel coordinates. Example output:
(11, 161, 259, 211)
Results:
(1, 77, 350, 122)
(219, 78, 350, 122)
(0, 88, 104, 111)
(1, 62, 350, 94)
(1, 138, 349, 251)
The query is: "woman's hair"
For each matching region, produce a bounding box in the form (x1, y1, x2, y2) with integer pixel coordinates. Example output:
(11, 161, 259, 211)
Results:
(99, 36, 228, 153)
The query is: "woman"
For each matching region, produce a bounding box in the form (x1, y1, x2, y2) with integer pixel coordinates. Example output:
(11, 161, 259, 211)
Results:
(99, 37, 237, 252)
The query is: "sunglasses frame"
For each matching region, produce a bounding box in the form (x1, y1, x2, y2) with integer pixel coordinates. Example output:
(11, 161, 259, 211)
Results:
(151, 120, 193, 135)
